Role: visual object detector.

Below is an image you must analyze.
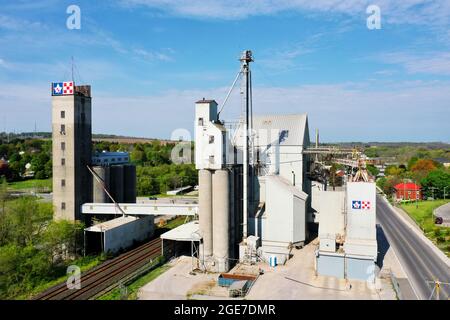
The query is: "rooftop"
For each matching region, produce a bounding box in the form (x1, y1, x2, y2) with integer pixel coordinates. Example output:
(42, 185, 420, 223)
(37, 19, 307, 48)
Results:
(394, 182, 421, 191)
(85, 216, 140, 232)
(160, 221, 200, 242)
(195, 98, 217, 104)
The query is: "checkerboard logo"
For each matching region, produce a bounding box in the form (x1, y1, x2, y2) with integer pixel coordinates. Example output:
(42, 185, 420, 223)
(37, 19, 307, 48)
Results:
(52, 82, 74, 95)
(63, 82, 74, 95)
(352, 200, 371, 210)
(362, 201, 371, 210)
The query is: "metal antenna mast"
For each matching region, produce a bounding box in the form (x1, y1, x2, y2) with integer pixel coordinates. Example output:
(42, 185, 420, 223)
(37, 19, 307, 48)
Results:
(71, 56, 75, 83)
(240, 50, 253, 241)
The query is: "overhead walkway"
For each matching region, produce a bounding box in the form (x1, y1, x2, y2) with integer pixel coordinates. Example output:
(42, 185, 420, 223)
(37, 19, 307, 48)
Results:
(82, 203, 198, 216)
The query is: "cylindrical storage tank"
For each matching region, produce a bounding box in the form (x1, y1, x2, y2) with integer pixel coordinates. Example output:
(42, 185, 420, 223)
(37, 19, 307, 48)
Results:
(110, 165, 124, 203)
(212, 169, 230, 273)
(123, 165, 136, 203)
(199, 170, 213, 258)
(92, 166, 109, 203)
(229, 167, 235, 260)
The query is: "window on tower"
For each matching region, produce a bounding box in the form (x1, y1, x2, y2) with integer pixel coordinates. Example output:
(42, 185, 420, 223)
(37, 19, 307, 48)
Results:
(61, 142, 66, 150)
(61, 110, 65, 119)
(61, 202, 66, 210)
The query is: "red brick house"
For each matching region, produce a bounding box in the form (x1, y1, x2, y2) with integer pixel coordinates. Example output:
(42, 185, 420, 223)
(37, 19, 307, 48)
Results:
(394, 182, 422, 201)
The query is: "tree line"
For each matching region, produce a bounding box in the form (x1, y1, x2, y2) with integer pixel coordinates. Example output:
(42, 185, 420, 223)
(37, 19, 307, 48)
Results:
(377, 158, 450, 199)
(93, 140, 197, 196)
(0, 138, 52, 181)
(0, 181, 87, 299)
(0, 138, 198, 197)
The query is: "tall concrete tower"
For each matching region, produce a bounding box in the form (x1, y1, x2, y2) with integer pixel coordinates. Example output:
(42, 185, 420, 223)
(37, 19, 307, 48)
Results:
(51, 82, 92, 221)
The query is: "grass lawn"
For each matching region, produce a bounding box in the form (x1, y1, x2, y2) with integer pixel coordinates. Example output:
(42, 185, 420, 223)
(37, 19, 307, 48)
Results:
(98, 263, 171, 300)
(164, 216, 188, 229)
(8, 179, 52, 192)
(401, 200, 450, 257)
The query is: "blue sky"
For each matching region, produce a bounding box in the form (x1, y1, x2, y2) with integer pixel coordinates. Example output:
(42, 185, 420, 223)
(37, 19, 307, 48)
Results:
(1, 0, 449, 142)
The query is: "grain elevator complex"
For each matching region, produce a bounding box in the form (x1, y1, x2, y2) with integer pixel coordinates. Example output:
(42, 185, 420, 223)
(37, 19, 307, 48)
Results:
(50, 50, 379, 290)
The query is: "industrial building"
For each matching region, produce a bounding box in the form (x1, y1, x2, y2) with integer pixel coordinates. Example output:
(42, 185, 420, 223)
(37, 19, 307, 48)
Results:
(315, 178, 378, 281)
(193, 51, 314, 273)
(50, 51, 379, 284)
(52, 82, 93, 221)
(51, 81, 152, 254)
(85, 215, 154, 254)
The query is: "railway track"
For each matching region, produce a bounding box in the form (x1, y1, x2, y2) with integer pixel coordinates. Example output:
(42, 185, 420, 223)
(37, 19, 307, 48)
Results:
(34, 238, 162, 300)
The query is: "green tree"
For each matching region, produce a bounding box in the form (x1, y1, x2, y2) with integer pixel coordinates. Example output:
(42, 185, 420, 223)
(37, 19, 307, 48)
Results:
(420, 169, 450, 199)
(31, 153, 50, 177)
(407, 156, 419, 171)
(367, 165, 379, 177)
(130, 150, 146, 163)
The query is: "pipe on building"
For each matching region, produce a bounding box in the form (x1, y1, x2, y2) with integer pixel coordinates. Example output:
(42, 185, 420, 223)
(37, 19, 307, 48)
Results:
(199, 169, 213, 257)
(213, 169, 230, 272)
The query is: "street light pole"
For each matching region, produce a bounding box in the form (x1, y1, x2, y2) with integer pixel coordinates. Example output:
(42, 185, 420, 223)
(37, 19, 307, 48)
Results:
(430, 186, 437, 200)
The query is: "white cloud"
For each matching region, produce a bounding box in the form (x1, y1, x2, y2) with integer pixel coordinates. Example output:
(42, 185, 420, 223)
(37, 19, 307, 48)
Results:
(1, 78, 448, 142)
(119, 0, 450, 26)
(133, 48, 174, 62)
(380, 52, 450, 75)
(0, 14, 45, 31)
(80, 81, 450, 141)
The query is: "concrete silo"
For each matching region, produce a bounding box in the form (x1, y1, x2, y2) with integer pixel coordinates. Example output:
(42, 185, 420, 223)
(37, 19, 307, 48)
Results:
(123, 165, 137, 203)
(199, 169, 213, 260)
(110, 165, 124, 203)
(212, 169, 230, 273)
(92, 166, 110, 203)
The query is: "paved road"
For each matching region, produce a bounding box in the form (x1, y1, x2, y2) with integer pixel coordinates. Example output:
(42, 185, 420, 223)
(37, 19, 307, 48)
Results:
(435, 202, 450, 224)
(377, 196, 450, 300)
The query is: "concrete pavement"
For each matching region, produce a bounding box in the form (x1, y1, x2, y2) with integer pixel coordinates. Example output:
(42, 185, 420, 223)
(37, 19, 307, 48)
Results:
(377, 195, 450, 300)
(435, 202, 450, 225)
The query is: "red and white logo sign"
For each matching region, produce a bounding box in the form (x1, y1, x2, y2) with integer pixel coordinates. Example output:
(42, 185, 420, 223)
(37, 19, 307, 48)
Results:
(361, 201, 371, 209)
(63, 82, 74, 95)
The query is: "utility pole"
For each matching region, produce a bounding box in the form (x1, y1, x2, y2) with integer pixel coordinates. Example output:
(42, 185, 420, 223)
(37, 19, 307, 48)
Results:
(240, 50, 253, 241)
(427, 279, 450, 300)
(430, 187, 437, 200)
(71, 56, 75, 83)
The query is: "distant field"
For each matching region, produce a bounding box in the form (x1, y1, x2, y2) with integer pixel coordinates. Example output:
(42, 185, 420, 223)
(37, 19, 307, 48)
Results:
(92, 137, 176, 145)
(8, 179, 52, 192)
(401, 200, 450, 257)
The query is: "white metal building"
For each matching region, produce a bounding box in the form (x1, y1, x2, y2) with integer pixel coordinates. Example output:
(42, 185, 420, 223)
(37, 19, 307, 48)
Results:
(85, 215, 154, 254)
(235, 114, 312, 263)
(315, 182, 378, 281)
